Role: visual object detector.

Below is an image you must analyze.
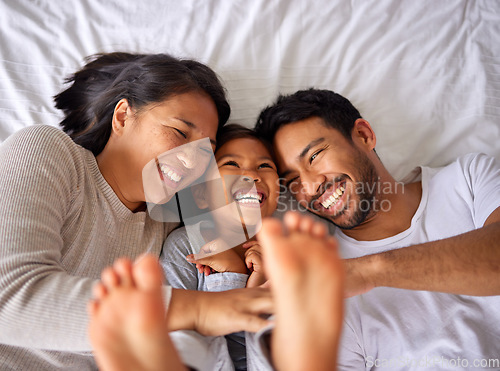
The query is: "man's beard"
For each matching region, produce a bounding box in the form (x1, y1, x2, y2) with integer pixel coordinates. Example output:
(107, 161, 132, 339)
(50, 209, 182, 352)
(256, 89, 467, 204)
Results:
(327, 150, 379, 230)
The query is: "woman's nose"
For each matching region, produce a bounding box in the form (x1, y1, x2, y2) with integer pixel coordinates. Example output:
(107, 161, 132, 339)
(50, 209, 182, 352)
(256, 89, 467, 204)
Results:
(177, 148, 197, 169)
(241, 170, 260, 183)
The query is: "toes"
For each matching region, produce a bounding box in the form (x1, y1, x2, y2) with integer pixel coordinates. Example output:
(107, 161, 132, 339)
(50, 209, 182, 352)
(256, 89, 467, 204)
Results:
(298, 215, 314, 233)
(113, 258, 135, 287)
(93, 281, 108, 301)
(101, 267, 120, 289)
(325, 236, 339, 252)
(258, 218, 285, 257)
(284, 211, 325, 237)
(87, 300, 99, 316)
(283, 211, 301, 231)
(132, 254, 164, 292)
(259, 217, 284, 240)
(311, 221, 327, 238)
(259, 218, 297, 279)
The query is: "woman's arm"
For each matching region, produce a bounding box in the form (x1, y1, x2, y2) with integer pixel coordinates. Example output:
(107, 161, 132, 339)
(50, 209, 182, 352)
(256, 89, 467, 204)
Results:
(167, 286, 273, 335)
(0, 126, 95, 351)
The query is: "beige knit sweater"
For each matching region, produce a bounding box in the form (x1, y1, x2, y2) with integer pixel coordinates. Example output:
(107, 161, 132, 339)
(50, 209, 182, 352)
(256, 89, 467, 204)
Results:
(0, 125, 177, 369)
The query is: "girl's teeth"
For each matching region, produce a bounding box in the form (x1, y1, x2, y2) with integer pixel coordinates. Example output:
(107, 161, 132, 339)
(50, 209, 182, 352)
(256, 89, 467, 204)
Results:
(237, 198, 260, 204)
(234, 192, 263, 204)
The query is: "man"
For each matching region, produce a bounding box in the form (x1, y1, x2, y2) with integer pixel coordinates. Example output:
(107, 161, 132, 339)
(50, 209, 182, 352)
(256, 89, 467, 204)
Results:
(255, 88, 500, 369)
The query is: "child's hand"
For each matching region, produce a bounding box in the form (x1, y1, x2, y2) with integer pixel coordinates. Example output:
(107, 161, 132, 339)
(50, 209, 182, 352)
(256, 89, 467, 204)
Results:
(192, 262, 214, 276)
(243, 240, 268, 288)
(187, 241, 247, 276)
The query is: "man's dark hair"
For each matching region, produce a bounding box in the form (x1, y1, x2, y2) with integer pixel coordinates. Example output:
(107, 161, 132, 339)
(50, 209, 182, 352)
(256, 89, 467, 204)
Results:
(255, 88, 362, 142)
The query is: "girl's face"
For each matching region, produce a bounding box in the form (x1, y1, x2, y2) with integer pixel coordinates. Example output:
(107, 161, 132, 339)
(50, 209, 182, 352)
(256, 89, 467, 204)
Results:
(204, 137, 280, 221)
(99, 91, 219, 211)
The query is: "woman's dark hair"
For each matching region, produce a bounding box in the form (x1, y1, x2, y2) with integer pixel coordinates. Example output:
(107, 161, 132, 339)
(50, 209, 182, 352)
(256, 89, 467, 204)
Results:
(54, 52, 230, 155)
(255, 88, 362, 142)
(215, 123, 274, 158)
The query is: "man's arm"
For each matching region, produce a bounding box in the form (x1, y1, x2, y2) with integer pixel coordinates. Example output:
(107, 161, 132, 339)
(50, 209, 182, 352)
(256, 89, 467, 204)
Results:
(344, 207, 500, 297)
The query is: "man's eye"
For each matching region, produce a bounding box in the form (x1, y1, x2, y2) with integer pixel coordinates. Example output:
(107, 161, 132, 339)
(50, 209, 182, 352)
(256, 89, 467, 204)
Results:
(309, 149, 323, 164)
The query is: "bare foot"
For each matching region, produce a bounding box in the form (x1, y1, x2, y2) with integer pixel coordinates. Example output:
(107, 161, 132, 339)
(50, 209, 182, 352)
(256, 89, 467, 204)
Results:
(88, 255, 186, 371)
(258, 212, 345, 371)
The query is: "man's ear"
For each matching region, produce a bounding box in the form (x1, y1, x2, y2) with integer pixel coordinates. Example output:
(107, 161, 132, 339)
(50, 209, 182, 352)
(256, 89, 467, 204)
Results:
(351, 118, 376, 151)
(191, 183, 209, 209)
(111, 98, 132, 137)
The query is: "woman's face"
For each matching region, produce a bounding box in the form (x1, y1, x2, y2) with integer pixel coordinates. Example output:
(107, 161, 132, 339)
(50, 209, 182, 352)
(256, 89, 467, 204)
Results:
(204, 137, 280, 225)
(100, 91, 219, 211)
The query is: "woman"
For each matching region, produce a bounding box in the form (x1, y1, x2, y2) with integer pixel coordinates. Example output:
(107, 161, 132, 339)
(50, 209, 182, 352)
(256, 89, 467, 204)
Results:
(0, 52, 272, 369)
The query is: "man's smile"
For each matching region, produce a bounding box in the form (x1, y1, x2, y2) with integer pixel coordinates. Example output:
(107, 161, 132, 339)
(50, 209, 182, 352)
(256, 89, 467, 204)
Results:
(311, 178, 348, 212)
(320, 183, 346, 209)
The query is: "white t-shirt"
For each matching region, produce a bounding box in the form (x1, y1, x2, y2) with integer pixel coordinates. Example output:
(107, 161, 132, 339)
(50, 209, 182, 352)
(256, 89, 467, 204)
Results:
(336, 153, 500, 370)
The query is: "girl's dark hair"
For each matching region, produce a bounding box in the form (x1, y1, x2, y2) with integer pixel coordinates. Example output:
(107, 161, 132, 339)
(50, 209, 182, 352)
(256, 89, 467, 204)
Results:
(54, 52, 230, 155)
(215, 123, 274, 158)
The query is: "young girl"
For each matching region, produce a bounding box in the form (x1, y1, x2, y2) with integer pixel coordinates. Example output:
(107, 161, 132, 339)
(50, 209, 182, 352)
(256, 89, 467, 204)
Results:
(159, 124, 280, 370)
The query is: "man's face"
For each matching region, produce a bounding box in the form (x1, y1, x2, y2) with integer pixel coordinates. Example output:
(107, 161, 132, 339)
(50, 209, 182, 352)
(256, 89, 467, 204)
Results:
(274, 117, 379, 229)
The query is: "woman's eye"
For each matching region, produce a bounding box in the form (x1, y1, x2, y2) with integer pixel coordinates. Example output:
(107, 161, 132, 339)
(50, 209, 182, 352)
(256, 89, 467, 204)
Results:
(174, 128, 187, 139)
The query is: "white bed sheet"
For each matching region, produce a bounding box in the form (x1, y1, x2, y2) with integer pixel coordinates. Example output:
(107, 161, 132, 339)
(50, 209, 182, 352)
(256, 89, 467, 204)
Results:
(1, 0, 499, 180)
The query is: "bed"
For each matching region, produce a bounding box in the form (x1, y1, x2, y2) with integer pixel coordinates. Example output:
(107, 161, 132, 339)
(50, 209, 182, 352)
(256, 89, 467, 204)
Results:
(1, 0, 499, 182)
(1, 1, 500, 369)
